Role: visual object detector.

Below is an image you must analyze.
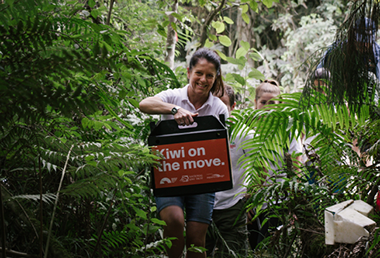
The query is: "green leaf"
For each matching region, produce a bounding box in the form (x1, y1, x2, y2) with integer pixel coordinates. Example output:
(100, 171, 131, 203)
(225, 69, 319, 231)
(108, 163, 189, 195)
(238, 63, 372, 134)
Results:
(42, 4, 55, 12)
(223, 16, 234, 24)
(85, 155, 95, 161)
(208, 34, 217, 41)
(262, 0, 274, 8)
(133, 207, 147, 220)
(157, 25, 167, 37)
(248, 68, 265, 80)
(218, 35, 231, 47)
(87, 161, 97, 167)
(198, 0, 207, 7)
(241, 40, 250, 51)
(162, 20, 169, 27)
(89, 23, 101, 32)
(145, 19, 157, 27)
(151, 218, 166, 226)
(127, 222, 140, 231)
(128, 98, 139, 108)
(249, 51, 262, 61)
(236, 47, 248, 59)
(232, 73, 246, 86)
(171, 13, 183, 21)
(82, 117, 89, 128)
(135, 75, 146, 88)
(94, 121, 103, 130)
(103, 41, 113, 53)
(204, 39, 213, 48)
(226, 57, 246, 67)
(212, 21, 225, 34)
(119, 90, 127, 100)
(241, 4, 249, 13)
(171, 22, 177, 32)
(88, 0, 95, 8)
(215, 50, 227, 61)
(242, 13, 250, 24)
(91, 9, 100, 19)
(250, 0, 258, 12)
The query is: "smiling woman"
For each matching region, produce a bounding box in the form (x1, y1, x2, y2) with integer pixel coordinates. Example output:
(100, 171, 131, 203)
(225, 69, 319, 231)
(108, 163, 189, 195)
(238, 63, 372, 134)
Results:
(139, 48, 227, 126)
(139, 48, 228, 258)
(187, 59, 218, 108)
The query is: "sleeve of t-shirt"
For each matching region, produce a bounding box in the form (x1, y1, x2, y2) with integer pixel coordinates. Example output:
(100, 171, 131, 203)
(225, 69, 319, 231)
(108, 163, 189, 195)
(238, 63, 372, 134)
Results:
(211, 97, 229, 121)
(220, 104, 229, 120)
(155, 89, 175, 104)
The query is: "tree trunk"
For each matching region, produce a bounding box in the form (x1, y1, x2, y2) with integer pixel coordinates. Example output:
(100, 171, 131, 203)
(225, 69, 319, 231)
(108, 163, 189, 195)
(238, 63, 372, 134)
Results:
(164, 0, 179, 69)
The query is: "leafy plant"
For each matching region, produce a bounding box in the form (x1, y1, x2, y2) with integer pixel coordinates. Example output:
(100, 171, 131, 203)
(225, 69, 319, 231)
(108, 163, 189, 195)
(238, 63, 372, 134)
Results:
(0, 0, 179, 257)
(231, 89, 380, 257)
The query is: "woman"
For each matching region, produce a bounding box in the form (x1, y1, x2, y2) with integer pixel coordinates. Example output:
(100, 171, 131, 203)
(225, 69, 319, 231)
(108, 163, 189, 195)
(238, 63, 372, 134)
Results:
(247, 79, 302, 250)
(139, 48, 228, 258)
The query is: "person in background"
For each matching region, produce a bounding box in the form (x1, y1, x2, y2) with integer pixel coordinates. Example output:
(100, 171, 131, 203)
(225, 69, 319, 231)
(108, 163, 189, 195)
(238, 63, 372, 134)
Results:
(206, 85, 249, 257)
(318, 17, 380, 79)
(247, 79, 303, 251)
(139, 48, 228, 258)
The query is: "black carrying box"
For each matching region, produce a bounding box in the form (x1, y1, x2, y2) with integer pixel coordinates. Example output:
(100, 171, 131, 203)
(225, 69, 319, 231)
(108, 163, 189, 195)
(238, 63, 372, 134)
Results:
(148, 115, 232, 197)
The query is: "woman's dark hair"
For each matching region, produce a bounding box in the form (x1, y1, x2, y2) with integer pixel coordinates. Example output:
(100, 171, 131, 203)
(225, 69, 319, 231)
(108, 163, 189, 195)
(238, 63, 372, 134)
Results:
(189, 48, 224, 97)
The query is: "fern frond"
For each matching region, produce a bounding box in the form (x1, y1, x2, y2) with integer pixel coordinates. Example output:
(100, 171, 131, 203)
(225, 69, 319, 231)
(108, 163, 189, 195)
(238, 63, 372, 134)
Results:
(8, 193, 56, 205)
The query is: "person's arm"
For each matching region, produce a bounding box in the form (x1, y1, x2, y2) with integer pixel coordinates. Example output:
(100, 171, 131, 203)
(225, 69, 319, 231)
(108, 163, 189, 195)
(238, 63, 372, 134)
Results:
(139, 96, 198, 125)
(139, 96, 174, 114)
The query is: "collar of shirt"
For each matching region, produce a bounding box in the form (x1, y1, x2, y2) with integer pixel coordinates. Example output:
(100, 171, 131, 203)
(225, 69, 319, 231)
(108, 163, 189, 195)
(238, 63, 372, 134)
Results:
(180, 84, 214, 112)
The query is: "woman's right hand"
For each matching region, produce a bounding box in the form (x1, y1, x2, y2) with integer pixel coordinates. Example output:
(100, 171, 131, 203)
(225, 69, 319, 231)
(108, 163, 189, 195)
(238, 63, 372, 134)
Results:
(139, 96, 198, 125)
(174, 108, 198, 126)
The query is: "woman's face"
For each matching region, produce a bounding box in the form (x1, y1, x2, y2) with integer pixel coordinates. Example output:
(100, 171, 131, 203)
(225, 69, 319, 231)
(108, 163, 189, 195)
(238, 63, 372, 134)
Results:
(255, 92, 279, 110)
(187, 58, 217, 98)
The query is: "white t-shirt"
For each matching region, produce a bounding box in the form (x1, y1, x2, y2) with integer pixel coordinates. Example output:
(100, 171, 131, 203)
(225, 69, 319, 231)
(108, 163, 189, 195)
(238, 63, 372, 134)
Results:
(155, 85, 229, 121)
(214, 129, 253, 210)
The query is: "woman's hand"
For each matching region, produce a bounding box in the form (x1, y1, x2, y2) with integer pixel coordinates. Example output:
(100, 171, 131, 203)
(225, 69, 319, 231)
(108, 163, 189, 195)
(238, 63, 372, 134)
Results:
(174, 108, 198, 126)
(139, 97, 198, 126)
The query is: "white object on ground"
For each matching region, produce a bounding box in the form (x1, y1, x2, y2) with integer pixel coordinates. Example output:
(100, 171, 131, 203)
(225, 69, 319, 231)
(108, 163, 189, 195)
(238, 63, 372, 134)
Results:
(325, 199, 376, 245)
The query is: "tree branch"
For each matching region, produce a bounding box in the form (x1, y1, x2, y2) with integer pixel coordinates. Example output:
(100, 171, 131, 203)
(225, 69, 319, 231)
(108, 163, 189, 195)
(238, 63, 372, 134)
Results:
(0, 247, 38, 258)
(198, 0, 226, 48)
(164, 0, 179, 69)
(106, 0, 115, 26)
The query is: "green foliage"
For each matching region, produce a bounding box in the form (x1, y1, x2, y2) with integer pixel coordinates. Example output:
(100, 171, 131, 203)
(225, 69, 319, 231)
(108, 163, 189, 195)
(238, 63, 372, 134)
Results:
(2, 0, 378, 257)
(0, 0, 180, 257)
(233, 87, 380, 256)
